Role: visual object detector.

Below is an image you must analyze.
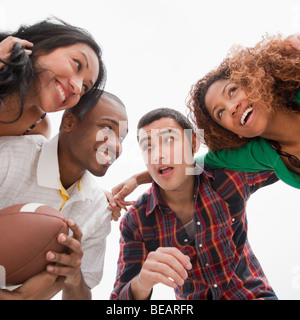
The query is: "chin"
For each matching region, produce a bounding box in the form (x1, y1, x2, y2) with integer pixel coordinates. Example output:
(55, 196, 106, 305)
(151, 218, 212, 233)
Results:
(156, 180, 178, 192)
(90, 167, 109, 177)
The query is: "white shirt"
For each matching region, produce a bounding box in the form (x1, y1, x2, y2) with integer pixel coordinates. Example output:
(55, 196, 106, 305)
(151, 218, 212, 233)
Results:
(0, 134, 111, 289)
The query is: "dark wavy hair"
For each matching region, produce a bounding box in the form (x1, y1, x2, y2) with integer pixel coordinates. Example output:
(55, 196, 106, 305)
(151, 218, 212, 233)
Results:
(188, 34, 300, 151)
(0, 18, 106, 123)
(69, 89, 126, 121)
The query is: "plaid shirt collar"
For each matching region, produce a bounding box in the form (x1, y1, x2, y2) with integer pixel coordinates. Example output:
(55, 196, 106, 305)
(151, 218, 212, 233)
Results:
(145, 165, 214, 217)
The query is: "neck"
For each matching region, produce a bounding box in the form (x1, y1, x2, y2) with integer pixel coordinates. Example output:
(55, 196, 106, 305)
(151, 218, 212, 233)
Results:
(261, 109, 300, 147)
(58, 138, 85, 189)
(160, 177, 195, 204)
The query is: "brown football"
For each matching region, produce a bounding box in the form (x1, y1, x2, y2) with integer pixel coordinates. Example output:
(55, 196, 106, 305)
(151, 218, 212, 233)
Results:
(0, 203, 69, 286)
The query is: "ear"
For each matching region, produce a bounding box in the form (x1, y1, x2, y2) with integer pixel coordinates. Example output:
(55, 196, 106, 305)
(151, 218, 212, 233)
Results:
(192, 130, 201, 154)
(60, 111, 78, 133)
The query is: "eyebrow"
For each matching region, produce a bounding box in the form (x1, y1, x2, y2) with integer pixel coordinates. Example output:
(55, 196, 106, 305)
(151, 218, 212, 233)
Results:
(101, 118, 129, 134)
(138, 128, 180, 146)
(222, 82, 232, 95)
(158, 129, 180, 137)
(102, 118, 118, 125)
(82, 52, 89, 69)
(138, 136, 150, 147)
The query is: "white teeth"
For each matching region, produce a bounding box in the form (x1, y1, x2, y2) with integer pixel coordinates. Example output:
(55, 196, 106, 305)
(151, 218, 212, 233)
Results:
(99, 151, 113, 161)
(98, 150, 116, 163)
(56, 83, 66, 103)
(240, 107, 253, 125)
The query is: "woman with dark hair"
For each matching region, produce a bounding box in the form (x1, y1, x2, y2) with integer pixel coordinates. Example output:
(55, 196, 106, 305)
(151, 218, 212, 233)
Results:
(188, 34, 300, 189)
(0, 18, 106, 138)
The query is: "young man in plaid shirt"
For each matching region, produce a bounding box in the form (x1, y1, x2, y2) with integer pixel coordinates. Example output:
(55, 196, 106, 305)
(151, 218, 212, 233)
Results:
(110, 108, 278, 300)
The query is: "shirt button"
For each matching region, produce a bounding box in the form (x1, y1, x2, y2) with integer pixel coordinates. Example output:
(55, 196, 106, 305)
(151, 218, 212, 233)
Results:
(199, 243, 203, 248)
(232, 218, 235, 222)
(184, 238, 189, 243)
(197, 221, 201, 226)
(205, 263, 209, 267)
(213, 284, 218, 288)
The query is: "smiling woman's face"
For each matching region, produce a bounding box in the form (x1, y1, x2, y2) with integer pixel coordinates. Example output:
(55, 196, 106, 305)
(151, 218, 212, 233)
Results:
(204, 79, 270, 138)
(32, 43, 99, 113)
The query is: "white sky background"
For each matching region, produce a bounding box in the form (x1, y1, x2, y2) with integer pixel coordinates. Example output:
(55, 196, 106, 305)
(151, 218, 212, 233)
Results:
(1, 0, 300, 300)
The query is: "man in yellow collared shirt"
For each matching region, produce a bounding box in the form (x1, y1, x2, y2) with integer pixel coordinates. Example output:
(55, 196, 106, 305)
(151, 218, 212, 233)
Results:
(0, 90, 128, 300)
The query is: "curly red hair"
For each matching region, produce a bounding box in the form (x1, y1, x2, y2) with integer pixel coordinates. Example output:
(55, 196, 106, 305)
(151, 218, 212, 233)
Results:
(187, 34, 300, 151)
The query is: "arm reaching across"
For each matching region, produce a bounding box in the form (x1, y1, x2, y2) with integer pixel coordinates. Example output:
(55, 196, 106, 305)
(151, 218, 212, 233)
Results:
(0, 272, 64, 300)
(112, 170, 152, 203)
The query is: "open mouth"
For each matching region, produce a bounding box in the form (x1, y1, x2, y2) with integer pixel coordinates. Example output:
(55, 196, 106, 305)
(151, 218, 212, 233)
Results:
(157, 166, 174, 177)
(96, 149, 116, 166)
(159, 166, 172, 173)
(240, 107, 253, 126)
(56, 81, 67, 104)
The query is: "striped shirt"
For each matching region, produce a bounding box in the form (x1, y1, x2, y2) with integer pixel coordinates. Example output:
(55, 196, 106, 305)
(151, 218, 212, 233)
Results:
(111, 167, 278, 300)
(0, 135, 111, 289)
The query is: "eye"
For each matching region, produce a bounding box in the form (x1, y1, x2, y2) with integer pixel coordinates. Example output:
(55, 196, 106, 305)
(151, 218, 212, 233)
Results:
(82, 84, 89, 93)
(229, 86, 238, 97)
(102, 126, 114, 135)
(141, 144, 151, 152)
(73, 59, 82, 72)
(217, 109, 225, 119)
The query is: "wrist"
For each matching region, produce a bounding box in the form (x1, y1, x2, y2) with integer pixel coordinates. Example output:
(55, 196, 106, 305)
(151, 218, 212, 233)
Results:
(131, 275, 152, 300)
(135, 171, 152, 186)
(64, 271, 82, 288)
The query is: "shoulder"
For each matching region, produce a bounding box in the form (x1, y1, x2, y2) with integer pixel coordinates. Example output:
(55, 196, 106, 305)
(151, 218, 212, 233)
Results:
(0, 135, 45, 159)
(0, 106, 50, 138)
(0, 135, 45, 188)
(204, 166, 276, 200)
(0, 134, 46, 146)
(121, 188, 153, 227)
(203, 138, 275, 170)
(129, 188, 152, 214)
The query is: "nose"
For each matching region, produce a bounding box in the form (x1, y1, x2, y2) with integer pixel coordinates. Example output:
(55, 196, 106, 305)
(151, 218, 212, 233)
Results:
(228, 102, 240, 117)
(69, 77, 83, 96)
(152, 144, 166, 164)
(101, 132, 122, 160)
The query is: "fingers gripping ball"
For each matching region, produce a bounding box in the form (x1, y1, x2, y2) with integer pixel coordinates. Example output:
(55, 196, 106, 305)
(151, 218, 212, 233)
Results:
(0, 203, 69, 285)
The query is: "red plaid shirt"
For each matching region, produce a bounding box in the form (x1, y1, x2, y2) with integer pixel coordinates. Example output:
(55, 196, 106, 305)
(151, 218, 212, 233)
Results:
(111, 167, 278, 300)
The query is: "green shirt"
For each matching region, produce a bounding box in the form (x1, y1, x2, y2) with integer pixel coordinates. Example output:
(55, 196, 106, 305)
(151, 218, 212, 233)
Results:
(196, 90, 300, 189)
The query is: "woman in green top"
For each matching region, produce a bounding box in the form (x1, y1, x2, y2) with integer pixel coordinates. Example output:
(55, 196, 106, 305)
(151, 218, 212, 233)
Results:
(188, 34, 300, 189)
(109, 34, 300, 208)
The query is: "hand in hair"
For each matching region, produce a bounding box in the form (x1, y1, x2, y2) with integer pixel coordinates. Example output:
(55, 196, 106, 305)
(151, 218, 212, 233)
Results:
(284, 33, 300, 52)
(0, 36, 33, 68)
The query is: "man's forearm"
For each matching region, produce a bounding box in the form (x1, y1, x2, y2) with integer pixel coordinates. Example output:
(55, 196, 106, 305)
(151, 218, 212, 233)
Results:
(135, 171, 152, 186)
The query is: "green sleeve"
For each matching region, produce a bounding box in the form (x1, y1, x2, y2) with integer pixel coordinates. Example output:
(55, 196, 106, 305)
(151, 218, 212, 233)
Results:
(195, 138, 300, 189)
(196, 139, 274, 172)
(292, 88, 300, 103)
